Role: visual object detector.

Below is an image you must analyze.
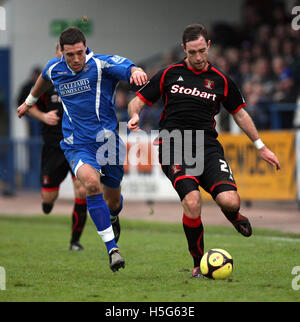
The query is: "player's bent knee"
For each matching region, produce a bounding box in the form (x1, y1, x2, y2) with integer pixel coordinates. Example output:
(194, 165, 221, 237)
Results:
(84, 180, 101, 195)
(79, 186, 86, 199)
(216, 191, 240, 212)
(72, 177, 87, 199)
(182, 191, 201, 217)
(75, 185, 86, 199)
(42, 190, 58, 204)
(107, 198, 121, 211)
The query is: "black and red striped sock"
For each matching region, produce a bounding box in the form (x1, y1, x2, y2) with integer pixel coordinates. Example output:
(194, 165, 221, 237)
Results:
(182, 214, 204, 268)
(71, 198, 87, 244)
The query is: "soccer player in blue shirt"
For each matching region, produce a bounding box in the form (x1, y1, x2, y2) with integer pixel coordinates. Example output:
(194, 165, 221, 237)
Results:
(17, 27, 148, 272)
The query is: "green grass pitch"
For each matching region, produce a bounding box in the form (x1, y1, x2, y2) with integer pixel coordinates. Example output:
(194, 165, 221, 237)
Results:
(0, 215, 300, 302)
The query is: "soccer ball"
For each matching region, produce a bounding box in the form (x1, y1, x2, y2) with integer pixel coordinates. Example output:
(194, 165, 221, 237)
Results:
(200, 248, 233, 280)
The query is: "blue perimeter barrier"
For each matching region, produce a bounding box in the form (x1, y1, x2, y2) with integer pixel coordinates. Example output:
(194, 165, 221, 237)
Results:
(0, 102, 298, 195)
(0, 137, 43, 195)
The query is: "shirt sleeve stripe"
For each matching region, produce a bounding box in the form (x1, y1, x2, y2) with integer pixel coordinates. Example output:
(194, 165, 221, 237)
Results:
(230, 102, 247, 114)
(92, 57, 102, 121)
(136, 91, 153, 106)
(159, 64, 184, 95)
(46, 61, 60, 83)
(211, 66, 228, 98)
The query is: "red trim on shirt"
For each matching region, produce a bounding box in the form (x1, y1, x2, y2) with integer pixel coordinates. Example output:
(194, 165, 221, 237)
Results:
(160, 64, 184, 94)
(185, 63, 211, 75)
(211, 66, 228, 97)
(230, 102, 247, 114)
(182, 57, 211, 75)
(136, 91, 153, 106)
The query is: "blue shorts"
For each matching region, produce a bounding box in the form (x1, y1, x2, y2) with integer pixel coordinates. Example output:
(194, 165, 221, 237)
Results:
(60, 138, 125, 189)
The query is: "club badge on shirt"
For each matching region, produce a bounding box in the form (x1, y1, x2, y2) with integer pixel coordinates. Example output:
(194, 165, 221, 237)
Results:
(203, 79, 215, 90)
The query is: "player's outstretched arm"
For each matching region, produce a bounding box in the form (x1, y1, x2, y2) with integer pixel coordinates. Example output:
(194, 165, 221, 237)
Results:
(17, 75, 52, 118)
(233, 108, 281, 170)
(127, 96, 146, 131)
(28, 107, 60, 126)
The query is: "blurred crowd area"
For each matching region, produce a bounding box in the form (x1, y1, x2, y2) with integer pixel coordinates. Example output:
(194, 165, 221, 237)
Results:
(13, 0, 300, 135)
(115, 0, 300, 132)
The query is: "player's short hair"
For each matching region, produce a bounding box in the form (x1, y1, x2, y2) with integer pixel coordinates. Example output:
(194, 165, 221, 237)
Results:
(59, 27, 86, 50)
(182, 24, 209, 47)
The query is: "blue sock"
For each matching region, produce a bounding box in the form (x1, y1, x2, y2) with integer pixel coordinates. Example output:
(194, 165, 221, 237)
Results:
(110, 194, 123, 217)
(86, 193, 117, 253)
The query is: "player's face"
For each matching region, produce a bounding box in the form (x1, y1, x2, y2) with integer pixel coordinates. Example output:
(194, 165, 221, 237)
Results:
(63, 42, 87, 73)
(182, 36, 210, 71)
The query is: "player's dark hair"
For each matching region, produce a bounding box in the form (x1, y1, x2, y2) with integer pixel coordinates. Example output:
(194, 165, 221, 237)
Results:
(182, 24, 209, 47)
(59, 27, 86, 50)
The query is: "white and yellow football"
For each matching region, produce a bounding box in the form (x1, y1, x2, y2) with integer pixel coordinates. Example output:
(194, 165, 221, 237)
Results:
(200, 248, 233, 280)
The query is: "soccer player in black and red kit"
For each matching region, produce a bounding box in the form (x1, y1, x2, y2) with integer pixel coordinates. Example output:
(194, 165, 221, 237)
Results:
(127, 24, 281, 278)
(29, 85, 88, 250)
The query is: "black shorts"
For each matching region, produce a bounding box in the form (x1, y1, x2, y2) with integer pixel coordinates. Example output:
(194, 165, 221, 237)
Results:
(40, 144, 75, 190)
(158, 133, 237, 201)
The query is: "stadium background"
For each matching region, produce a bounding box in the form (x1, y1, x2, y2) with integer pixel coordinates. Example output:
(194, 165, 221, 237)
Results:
(0, 0, 299, 235)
